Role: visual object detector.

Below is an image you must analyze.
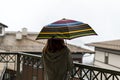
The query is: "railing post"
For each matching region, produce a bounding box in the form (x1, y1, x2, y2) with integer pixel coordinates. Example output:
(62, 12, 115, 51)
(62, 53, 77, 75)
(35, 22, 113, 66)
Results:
(16, 54, 21, 80)
(79, 68, 83, 80)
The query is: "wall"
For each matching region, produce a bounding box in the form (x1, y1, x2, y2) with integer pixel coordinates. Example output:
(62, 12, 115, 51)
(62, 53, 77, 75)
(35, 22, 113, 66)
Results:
(109, 53, 120, 68)
(94, 47, 120, 71)
(95, 50, 105, 62)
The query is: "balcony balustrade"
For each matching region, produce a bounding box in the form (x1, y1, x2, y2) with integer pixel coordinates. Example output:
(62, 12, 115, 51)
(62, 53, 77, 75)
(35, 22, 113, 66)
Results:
(0, 52, 120, 80)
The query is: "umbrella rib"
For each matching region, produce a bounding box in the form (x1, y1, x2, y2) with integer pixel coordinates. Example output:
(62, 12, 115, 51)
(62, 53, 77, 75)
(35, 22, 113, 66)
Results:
(66, 23, 71, 38)
(61, 19, 71, 38)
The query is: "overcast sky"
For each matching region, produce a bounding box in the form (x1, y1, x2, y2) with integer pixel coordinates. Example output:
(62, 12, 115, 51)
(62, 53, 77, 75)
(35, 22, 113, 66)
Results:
(0, 0, 120, 48)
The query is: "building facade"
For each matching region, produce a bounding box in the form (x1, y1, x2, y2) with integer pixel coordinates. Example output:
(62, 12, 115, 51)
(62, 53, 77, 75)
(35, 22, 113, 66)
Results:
(86, 40, 120, 71)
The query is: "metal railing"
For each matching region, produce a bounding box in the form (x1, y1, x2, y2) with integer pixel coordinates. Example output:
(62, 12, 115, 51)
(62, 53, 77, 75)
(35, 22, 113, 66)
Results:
(71, 62, 120, 80)
(0, 52, 120, 80)
(0, 52, 42, 80)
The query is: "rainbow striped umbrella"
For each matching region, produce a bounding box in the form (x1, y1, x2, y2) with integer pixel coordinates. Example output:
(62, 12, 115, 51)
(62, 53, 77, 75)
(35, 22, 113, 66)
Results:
(36, 18, 97, 40)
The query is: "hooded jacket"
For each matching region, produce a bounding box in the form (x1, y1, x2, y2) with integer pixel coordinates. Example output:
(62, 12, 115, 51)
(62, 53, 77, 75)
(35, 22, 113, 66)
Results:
(42, 46, 73, 80)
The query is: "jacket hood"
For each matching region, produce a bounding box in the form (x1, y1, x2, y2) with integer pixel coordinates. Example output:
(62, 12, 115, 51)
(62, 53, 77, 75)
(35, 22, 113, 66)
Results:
(44, 46, 70, 62)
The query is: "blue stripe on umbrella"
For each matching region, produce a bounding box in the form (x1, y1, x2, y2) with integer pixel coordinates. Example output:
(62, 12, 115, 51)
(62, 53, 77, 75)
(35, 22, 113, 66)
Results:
(46, 21, 84, 27)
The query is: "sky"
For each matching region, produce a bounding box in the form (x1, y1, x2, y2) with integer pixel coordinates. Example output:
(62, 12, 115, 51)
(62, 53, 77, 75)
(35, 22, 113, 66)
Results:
(0, 0, 120, 49)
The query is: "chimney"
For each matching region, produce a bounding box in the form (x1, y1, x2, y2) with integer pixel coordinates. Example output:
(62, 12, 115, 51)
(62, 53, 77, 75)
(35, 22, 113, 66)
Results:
(22, 28, 27, 36)
(16, 31, 22, 40)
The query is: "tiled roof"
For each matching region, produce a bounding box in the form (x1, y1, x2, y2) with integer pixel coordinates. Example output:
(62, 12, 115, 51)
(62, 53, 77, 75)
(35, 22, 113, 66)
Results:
(67, 44, 94, 53)
(86, 39, 120, 51)
(0, 31, 94, 53)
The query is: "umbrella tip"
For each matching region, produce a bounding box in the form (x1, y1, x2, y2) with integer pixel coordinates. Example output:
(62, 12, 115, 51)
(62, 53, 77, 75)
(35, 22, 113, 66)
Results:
(62, 18, 66, 20)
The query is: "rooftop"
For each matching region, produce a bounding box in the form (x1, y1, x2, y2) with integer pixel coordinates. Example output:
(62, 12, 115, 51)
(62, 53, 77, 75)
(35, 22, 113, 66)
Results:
(86, 39, 120, 51)
(0, 23, 8, 28)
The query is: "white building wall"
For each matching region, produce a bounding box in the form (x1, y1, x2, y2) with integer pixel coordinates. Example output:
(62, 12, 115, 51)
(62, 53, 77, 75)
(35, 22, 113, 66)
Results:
(109, 53, 120, 68)
(95, 50, 105, 62)
(94, 49, 120, 72)
(0, 27, 5, 36)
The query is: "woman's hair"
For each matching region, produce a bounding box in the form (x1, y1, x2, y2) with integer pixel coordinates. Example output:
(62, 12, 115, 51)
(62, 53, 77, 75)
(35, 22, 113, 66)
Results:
(43, 38, 66, 53)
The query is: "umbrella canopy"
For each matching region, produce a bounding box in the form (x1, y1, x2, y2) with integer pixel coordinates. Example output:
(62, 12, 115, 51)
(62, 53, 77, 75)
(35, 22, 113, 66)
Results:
(36, 18, 97, 40)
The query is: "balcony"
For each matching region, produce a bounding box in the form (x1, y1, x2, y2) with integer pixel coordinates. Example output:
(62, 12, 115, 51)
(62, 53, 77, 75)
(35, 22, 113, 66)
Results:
(0, 52, 120, 80)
